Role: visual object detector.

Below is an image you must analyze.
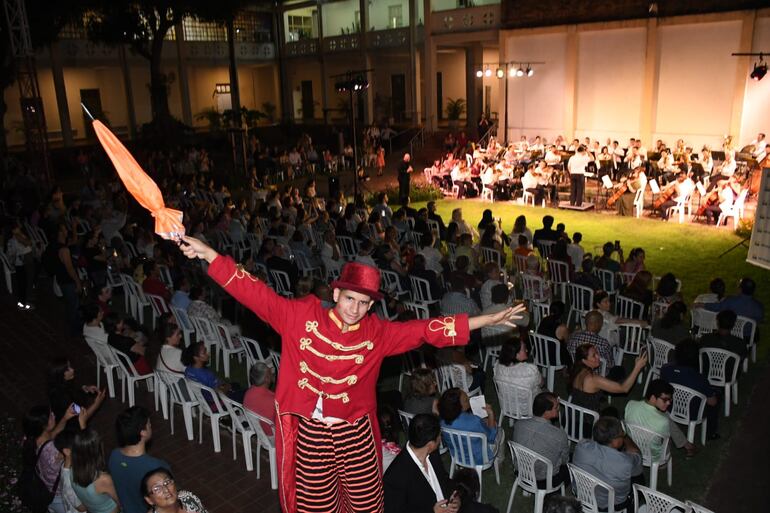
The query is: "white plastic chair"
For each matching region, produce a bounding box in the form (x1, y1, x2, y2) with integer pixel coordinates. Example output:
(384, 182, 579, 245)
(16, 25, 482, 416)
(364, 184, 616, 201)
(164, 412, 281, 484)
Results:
(494, 378, 533, 427)
(614, 323, 648, 377)
(481, 247, 504, 268)
(146, 294, 170, 329)
(397, 409, 415, 432)
(669, 383, 708, 445)
(409, 275, 439, 306)
(717, 189, 748, 229)
(530, 332, 565, 391)
(442, 427, 501, 501)
(436, 363, 479, 396)
(403, 301, 430, 320)
(243, 409, 278, 490)
(268, 269, 294, 298)
(170, 306, 195, 346)
(111, 347, 154, 407)
(633, 484, 688, 513)
(218, 394, 258, 470)
(665, 193, 692, 224)
(189, 316, 221, 369)
(733, 315, 757, 371)
(399, 350, 424, 392)
(295, 252, 322, 279)
(566, 283, 594, 328)
(381, 269, 411, 299)
(185, 379, 228, 453)
(624, 422, 672, 490)
(0, 250, 14, 293)
(567, 463, 621, 513)
(547, 259, 570, 301)
(336, 235, 357, 261)
(513, 254, 528, 274)
(84, 336, 119, 398)
(523, 190, 546, 207)
(213, 322, 247, 379)
(155, 370, 197, 440)
(531, 301, 550, 330)
(537, 240, 555, 260)
(615, 295, 645, 320)
(594, 268, 618, 297)
(691, 308, 717, 337)
(559, 398, 599, 444)
(699, 347, 739, 416)
(643, 337, 674, 396)
(507, 441, 564, 513)
(521, 274, 548, 305)
(633, 186, 645, 218)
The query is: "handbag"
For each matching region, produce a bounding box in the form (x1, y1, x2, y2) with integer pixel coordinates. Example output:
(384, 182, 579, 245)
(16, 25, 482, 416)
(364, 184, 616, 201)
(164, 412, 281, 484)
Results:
(18, 440, 61, 513)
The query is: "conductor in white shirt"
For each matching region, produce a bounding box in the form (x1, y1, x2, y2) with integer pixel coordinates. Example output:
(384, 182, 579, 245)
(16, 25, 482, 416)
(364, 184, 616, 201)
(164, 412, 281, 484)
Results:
(567, 145, 590, 206)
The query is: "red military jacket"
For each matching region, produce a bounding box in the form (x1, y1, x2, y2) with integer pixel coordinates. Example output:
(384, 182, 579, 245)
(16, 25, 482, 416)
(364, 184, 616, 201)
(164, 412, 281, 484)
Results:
(208, 255, 470, 421)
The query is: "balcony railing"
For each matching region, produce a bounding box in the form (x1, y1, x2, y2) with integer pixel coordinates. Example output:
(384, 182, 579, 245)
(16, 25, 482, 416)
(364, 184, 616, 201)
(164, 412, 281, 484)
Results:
(285, 38, 319, 57)
(323, 33, 360, 53)
(369, 27, 410, 49)
(185, 41, 275, 60)
(430, 4, 500, 34)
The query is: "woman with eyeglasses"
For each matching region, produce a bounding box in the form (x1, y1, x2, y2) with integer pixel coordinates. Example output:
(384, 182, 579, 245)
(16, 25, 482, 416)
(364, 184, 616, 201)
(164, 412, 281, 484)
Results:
(70, 428, 120, 513)
(141, 468, 208, 513)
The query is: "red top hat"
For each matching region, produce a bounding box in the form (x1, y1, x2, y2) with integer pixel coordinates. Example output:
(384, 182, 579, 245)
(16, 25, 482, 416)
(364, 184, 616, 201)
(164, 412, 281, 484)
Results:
(331, 262, 383, 301)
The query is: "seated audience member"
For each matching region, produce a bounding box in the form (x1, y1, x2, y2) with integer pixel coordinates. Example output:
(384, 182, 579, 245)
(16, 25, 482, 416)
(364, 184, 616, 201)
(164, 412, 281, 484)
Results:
(452, 468, 499, 513)
(655, 272, 681, 303)
(511, 392, 570, 488)
(448, 255, 481, 292)
(699, 309, 748, 367)
(532, 215, 558, 249)
(440, 275, 481, 317)
(513, 234, 533, 258)
(141, 467, 208, 513)
(509, 215, 533, 249)
(438, 388, 503, 465)
(573, 258, 603, 292)
(651, 301, 690, 345)
(704, 277, 764, 325)
(141, 260, 171, 302)
(411, 253, 443, 300)
(384, 413, 460, 513)
(661, 339, 720, 440)
(567, 233, 585, 272)
(620, 270, 654, 312)
(693, 278, 726, 305)
(624, 379, 698, 458)
(186, 286, 240, 336)
(71, 428, 120, 513)
(566, 311, 614, 369)
(537, 300, 571, 364)
(153, 322, 186, 373)
(243, 362, 276, 435)
(103, 312, 152, 375)
(543, 496, 582, 513)
(573, 416, 643, 512)
(479, 262, 504, 310)
(593, 291, 648, 346)
(403, 368, 440, 415)
(455, 233, 479, 274)
(181, 341, 244, 403)
(47, 356, 106, 427)
(170, 277, 191, 310)
(493, 338, 542, 398)
(108, 406, 170, 513)
(54, 430, 85, 513)
(569, 344, 647, 414)
(595, 242, 624, 274)
(621, 247, 646, 274)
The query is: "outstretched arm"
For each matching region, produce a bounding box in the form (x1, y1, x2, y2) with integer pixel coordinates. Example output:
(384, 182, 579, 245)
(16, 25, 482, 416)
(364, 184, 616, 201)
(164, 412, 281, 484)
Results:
(468, 303, 528, 331)
(178, 235, 219, 263)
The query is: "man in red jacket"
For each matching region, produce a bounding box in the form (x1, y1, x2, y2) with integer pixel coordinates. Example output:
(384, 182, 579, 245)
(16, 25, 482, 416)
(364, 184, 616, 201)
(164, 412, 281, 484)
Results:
(179, 236, 524, 513)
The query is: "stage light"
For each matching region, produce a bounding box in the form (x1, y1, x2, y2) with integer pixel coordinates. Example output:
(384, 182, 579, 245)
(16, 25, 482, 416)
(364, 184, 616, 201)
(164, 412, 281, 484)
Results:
(475, 70, 483, 78)
(516, 67, 524, 77)
(496, 68, 504, 79)
(484, 68, 492, 77)
(508, 67, 516, 77)
(526, 65, 534, 77)
(751, 62, 767, 81)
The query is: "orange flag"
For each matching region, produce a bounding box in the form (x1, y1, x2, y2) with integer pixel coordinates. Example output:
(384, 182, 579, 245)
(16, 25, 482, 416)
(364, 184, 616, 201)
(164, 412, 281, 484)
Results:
(92, 120, 185, 239)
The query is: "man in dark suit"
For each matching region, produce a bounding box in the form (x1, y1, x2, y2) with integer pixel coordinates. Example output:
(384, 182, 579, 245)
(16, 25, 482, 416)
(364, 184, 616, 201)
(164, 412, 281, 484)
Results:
(384, 414, 460, 513)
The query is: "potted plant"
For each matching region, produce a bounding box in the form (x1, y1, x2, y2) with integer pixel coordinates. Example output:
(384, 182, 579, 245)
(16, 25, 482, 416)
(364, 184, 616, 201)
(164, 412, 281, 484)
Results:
(445, 97, 466, 130)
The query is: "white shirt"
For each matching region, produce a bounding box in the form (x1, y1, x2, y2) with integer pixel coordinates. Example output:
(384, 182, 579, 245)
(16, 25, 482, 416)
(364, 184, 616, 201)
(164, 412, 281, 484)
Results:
(405, 444, 445, 502)
(521, 170, 539, 190)
(568, 153, 591, 175)
(567, 243, 584, 272)
(720, 159, 736, 177)
(544, 150, 561, 166)
(158, 345, 185, 373)
(419, 246, 444, 275)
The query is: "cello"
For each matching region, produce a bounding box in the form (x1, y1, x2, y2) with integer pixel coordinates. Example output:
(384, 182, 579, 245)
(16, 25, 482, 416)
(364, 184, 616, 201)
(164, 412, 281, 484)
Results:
(606, 182, 628, 207)
(653, 182, 677, 209)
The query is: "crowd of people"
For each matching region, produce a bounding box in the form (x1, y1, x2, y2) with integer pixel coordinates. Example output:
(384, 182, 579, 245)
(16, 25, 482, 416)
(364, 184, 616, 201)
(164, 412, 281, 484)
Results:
(1, 125, 763, 513)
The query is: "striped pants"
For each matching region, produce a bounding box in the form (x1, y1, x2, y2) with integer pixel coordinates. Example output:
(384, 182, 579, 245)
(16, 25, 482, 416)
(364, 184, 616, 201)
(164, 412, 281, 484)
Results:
(295, 416, 384, 513)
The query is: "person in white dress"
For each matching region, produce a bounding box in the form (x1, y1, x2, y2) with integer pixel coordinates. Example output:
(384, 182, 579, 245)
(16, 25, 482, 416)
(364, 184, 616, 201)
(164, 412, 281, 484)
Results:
(493, 338, 543, 398)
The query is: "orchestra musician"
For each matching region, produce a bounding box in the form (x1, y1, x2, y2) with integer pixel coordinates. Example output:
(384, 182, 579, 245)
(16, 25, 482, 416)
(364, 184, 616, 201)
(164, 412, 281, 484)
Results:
(625, 146, 643, 172)
(521, 163, 544, 205)
(544, 144, 562, 167)
(701, 148, 714, 176)
(708, 151, 737, 190)
(568, 145, 591, 207)
(657, 171, 695, 221)
(657, 149, 677, 183)
(750, 132, 767, 162)
(703, 177, 740, 225)
(616, 167, 646, 217)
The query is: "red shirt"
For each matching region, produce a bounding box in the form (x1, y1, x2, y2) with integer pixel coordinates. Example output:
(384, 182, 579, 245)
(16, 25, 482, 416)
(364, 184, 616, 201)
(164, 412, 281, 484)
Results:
(142, 276, 170, 302)
(243, 386, 276, 435)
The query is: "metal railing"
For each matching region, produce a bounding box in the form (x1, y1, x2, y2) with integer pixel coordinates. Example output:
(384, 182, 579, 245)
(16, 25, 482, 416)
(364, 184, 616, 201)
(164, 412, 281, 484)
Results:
(477, 121, 498, 149)
(408, 127, 425, 157)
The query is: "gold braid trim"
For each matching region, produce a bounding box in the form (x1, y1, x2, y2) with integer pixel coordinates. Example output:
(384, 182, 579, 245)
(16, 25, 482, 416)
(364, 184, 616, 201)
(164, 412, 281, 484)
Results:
(299, 338, 365, 364)
(299, 361, 358, 385)
(305, 321, 374, 352)
(223, 264, 260, 288)
(428, 316, 458, 343)
(297, 378, 350, 403)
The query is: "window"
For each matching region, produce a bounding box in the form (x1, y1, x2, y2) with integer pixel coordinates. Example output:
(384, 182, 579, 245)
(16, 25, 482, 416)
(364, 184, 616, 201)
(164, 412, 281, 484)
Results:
(388, 5, 403, 29)
(288, 14, 313, 41)
(182, 18, 226, 41)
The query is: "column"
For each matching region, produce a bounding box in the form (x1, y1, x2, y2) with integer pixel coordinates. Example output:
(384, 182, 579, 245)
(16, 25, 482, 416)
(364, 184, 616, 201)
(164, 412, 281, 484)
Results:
(49, 43, 73, 147)
(174, 22, 193, 126)
(730, 10, 757, 141)
(639, 17, 659, 144)
(497, 30, 508, 143)
(408, 0, 418, 123)
(562, 25, 578, 141)
(274, 9, 292, 124)
(465, 43, 483, 137)
(422, 0, 437, 132)
(118, 46, 137, 139)
(318, 0, 329, 123)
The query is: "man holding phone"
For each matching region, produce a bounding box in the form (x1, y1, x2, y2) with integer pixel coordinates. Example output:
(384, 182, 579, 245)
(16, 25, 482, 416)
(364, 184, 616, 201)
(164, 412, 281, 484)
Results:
(384, 414, 461, 513)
